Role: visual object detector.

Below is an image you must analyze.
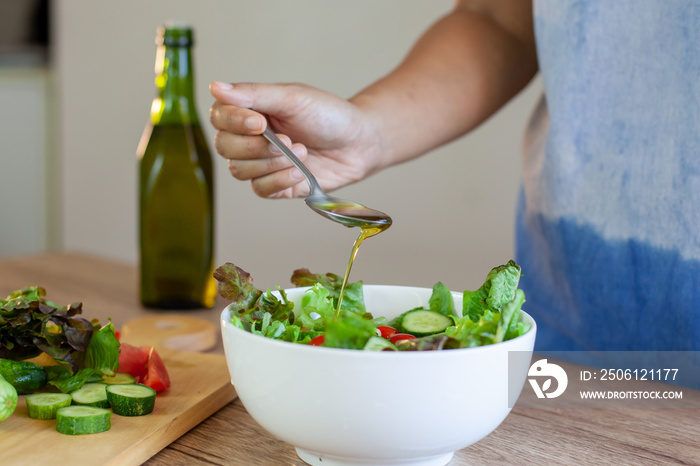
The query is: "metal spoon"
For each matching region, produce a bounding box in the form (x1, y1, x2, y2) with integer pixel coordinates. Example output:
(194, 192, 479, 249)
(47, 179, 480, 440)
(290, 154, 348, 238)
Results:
(262, 126, 392, 230)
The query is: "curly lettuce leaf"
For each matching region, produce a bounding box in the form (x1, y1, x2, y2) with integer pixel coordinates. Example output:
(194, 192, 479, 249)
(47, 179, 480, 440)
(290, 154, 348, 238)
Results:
(446, 309, 501, 347)
(251, 313, 286, 339)
(213, 263, 262, 312)
(259, 289, 295, 322)
(447, 287, 527, 347)
(291, 268, 366, 314)
(323, 311, 377, 349)
(462, 260, 521, 321)
(215, 263, 296, 326)
(297, 284, 337, 330)
(0, 286, 95, 370)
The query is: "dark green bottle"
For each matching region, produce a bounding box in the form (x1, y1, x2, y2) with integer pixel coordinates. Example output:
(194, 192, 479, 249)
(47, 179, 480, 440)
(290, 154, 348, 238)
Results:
(137, 24, 215, 309)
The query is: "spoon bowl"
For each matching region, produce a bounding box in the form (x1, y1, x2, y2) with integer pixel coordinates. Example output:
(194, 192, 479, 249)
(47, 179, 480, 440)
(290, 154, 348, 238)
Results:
(262, 127, 392, 230)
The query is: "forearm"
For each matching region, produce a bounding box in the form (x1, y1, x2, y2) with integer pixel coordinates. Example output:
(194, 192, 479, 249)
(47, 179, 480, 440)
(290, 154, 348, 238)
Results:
(351, 0, 538, 171)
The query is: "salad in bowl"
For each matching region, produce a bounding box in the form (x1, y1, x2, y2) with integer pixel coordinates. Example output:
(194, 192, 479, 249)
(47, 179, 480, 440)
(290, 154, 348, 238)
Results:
(217, 261, 536, 466)
(215, 260, 530, 352)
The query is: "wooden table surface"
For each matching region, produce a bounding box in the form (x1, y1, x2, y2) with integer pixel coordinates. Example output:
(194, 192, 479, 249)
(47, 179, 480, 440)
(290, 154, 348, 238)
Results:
(1, 252, 698, 466)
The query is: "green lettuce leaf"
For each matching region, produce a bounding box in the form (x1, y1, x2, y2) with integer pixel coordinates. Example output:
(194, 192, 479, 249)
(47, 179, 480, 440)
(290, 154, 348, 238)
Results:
(447, 282, 528, 347)
(494, 289, 527, 342)
(323, 311, 377, 349)
(84, 321, 120, 376)
(462, 260, 521, 321)
(428, 282, 456, 317)
(250, 313, 287, 339)
(297, 285, 337, 331)
(46, 366, 104, 393)
(291, 268, 366, 314)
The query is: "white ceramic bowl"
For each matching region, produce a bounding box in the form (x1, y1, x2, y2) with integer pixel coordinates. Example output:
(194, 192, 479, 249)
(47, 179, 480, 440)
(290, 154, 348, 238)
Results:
(220, 285, 536, 466)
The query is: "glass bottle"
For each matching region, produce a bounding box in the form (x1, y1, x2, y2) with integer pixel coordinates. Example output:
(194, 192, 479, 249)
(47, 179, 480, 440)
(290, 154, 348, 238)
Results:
(137, 24, 215, 309)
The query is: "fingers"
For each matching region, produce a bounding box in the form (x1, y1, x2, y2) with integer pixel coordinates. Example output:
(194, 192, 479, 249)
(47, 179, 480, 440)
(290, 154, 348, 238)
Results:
(214, 125, 306, 160)
(248, 166, 309, 199)
(228, 159, 308, 199)
(213, 129, 268, 160)
(210, 81, 302, 116)
(223, 140, 308, 181)
(209, 100, 265, 135)
(209, 80, 312, 198)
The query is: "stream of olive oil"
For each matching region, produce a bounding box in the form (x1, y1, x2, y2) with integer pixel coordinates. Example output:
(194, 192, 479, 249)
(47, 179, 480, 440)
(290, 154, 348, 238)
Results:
(334, 219, 391, 317)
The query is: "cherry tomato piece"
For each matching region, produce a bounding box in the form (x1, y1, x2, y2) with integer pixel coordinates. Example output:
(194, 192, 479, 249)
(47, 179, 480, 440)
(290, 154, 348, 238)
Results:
(117, 342, 171, 392)
(376, 326, 398, 340)
(117, 342, 149, 380)
(390, 333, 417, 344)
(308, 335, 325, 346)
(142, 346, 171, 392)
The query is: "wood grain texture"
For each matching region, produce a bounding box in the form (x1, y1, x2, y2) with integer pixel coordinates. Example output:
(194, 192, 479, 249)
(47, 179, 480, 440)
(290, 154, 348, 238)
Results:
(146, 401, 700, 466)
(2, 252, 699, 466)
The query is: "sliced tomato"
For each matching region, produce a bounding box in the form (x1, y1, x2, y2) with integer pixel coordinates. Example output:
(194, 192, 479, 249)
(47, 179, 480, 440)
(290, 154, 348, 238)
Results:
(390, 333, 417, 345)
(117, 342, 149, 380)
(376, 326, 398, 340)
(142, 347, 171, 392)
(308, 335, 325, 346)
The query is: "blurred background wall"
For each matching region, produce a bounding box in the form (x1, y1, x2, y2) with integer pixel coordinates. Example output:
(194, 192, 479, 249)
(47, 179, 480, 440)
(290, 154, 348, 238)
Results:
(1, 0, 542, 292)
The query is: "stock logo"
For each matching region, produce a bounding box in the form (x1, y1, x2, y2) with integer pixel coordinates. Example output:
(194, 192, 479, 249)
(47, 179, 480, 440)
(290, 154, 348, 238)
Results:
(527, 359, 568, 398)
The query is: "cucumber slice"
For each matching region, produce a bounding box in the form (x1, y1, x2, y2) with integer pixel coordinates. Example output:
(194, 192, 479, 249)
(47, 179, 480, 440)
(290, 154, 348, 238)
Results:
(107, 384, 156, 416)
(71, 383, 109, 409)
(56, 406, 111, 435)
(0, 359, 48, 395)
(26, 393, 72, 420)
(363, 336, 397, 351)
(0, 375, 18, 422)
(400, 310, 453, 337)
(102, 373, 136, 385)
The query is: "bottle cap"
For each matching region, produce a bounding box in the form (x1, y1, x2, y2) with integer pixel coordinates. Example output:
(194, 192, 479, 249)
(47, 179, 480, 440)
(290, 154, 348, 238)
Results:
(156, 22, 193, 47)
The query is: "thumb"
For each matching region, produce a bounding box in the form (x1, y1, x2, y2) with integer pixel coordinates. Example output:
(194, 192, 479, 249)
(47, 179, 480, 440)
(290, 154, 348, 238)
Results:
(210, 81, 298, 115)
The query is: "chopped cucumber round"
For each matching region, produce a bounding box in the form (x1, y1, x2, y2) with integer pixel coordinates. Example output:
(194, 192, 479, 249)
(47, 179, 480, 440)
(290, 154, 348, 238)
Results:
(56, 406, 111, 435)
(71, 383, 109, 409)
(107, 384, 156, 416)
(0, 359, 47, 395)
(102, 373, 136, 385)
(363, 335, 397, 351)
(400, 310, 453, 337)
(0, 375, 18, 422)
(26, 393, 72, 420)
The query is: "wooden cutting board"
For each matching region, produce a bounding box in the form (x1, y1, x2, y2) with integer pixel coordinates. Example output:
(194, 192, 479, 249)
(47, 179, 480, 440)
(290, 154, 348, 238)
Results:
(0, 321, 237, 466)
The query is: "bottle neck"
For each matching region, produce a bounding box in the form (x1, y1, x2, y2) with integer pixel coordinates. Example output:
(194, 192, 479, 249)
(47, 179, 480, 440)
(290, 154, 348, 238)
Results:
(150, 44, 198, 125)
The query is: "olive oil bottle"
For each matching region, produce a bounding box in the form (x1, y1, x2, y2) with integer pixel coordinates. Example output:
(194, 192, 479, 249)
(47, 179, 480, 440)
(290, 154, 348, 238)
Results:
(137, 24, 215, 309)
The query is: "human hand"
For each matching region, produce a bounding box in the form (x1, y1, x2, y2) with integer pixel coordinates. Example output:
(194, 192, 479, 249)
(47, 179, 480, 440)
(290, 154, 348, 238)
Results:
(209, 81, 380, 199)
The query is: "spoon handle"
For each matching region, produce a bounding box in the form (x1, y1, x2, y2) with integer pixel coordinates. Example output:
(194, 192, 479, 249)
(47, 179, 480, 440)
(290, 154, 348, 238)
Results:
(262, 127, 322, 196)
